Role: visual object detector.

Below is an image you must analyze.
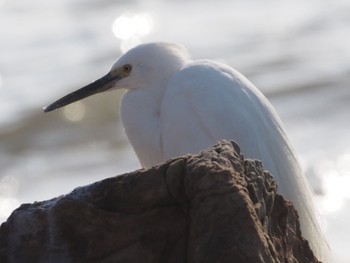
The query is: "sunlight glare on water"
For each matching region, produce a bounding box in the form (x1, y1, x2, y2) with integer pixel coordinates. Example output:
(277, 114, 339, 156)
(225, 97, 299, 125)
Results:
(0, 197, 20, 220)
(112, 12, 154, 53)
(0, 175, 21, 220)
(318, 152, 350, 214)
(0, 175, 20, 197)
(62, 101, 86, 122)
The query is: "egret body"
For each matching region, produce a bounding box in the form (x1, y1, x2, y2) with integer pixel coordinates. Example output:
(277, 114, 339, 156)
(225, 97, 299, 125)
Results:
(45, 42, 330, 261)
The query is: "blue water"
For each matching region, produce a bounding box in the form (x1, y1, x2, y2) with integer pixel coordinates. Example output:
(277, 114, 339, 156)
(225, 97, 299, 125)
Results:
(1, 0, 350, 261)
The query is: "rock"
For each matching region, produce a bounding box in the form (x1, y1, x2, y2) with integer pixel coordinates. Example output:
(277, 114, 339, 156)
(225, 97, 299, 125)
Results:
(0, 140, 320, 263)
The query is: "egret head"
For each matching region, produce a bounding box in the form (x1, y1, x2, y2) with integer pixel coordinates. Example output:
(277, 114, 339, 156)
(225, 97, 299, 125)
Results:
(44, 42, 189, 112)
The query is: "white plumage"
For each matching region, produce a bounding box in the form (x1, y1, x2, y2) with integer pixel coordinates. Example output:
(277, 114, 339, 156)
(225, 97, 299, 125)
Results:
(45, 42, 331, 262)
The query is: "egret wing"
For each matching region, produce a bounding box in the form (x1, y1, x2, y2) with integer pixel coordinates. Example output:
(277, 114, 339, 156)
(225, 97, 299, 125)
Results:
(160, 61, 329, 261)
(161, 60, 301, 200)
(161, 60, 285, 166)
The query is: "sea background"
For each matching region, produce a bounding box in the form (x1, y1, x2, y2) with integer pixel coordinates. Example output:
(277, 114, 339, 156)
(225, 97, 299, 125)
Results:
(1, 0, 350, 261)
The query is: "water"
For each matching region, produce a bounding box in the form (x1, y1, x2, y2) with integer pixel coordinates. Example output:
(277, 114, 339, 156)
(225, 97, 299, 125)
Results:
(1, 0, 350, 261)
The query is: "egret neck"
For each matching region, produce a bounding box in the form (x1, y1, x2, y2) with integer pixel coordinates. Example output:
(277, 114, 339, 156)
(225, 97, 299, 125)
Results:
(120, 57, 188, 167)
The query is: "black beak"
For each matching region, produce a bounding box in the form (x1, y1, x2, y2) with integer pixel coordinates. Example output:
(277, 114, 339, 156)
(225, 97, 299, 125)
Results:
(44, 72, 120, 112)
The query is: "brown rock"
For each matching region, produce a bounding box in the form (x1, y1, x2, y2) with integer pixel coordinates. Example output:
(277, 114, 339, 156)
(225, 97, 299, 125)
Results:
(0, 140, 320, 263)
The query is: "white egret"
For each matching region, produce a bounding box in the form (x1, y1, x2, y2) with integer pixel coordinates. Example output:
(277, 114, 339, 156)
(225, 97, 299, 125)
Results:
(44, 42, 330, 261)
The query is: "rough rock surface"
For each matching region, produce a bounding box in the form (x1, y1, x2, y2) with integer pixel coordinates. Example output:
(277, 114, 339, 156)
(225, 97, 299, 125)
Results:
(0, 140, 320, 263)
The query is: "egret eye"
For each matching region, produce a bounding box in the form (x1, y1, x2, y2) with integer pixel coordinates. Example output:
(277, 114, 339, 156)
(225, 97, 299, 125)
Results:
(122, 64, 132, 74)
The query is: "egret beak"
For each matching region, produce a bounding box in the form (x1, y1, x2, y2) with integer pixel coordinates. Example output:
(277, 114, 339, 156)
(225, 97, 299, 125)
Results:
(43, 71, 121, 112)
